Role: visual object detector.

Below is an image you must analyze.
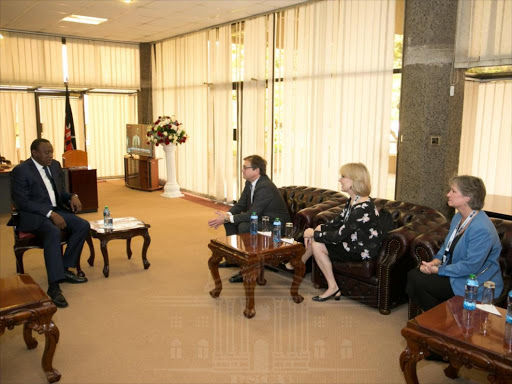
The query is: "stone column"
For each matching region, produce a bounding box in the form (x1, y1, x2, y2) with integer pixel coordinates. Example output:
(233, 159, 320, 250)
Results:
(396, 0, 466, 217)
(138, 43, 153, 124)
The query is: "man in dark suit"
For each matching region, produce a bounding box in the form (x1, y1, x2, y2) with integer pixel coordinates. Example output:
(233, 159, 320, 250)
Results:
(208, 155, 291, 282)
(11, 139, 90, 308)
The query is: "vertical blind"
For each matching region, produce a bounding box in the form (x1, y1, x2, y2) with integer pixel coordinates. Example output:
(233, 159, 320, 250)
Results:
(0, 31, 63, 86)
(208, 26, 236, 202)
(66, 38, 140, 89)
(274, 0, 395, 197)
(455, 0, 512, 68)
(459, 79, 512, 196)
(86, 94, 138, 177)
(0, 91, 37, 163)
(240, 15, 274, 161)
(38, 96, 84, 159)
(152, 32, 209, 195)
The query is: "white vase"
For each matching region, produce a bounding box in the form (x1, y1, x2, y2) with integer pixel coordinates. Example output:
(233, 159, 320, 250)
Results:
(161, 143, 184, 198)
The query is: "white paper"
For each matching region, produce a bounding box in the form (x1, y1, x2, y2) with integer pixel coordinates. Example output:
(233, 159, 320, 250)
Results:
(258, 231, 272, 236)
(476, 303, 502, 317)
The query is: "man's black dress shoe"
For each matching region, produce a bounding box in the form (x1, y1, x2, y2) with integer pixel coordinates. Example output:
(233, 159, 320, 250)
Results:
(47, 286, 68, 308)
(229, 273, 244, 283)
(312, 289, 341, 302)
(218, 261, 239, 268)
(63, 270, 88, 284)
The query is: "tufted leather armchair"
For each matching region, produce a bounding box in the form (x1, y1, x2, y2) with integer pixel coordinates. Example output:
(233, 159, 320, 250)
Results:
(278, 186, 447, 315)
(408, 217, 512, 319)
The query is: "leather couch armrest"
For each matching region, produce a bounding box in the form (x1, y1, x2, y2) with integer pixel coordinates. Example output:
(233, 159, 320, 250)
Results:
(294, 200, 344, 235)
(410, 222, 450, 266)
(377, 224, 431, 315)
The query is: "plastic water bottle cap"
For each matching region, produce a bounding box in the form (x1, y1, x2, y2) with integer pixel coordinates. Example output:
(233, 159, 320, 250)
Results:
(469, 274, 476, 279)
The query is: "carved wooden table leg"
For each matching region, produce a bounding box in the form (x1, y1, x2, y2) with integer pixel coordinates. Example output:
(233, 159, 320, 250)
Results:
(257, 260, 266, 286)
(86, 235, 95, 266)
(400, 328, 423, 384)
(40, 321, 61, 383)
(444, 362, 460, 379)
(23, 323, 38, 349)
(242, 274, 257, 319)
(100, 239, 110, 277)
(141, 230, 151, 270)
(208, 249, 223, 298)
(126, 238, 132, 259)
(290, 250, 305, 303)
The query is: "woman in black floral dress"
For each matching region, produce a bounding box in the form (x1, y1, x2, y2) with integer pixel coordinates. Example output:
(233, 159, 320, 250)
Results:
(302, 163, 382, 301)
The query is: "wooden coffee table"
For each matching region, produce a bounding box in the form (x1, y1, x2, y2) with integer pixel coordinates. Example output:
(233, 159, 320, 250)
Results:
(208, 233, 306, 319)
(0, 274, 61, 383)
(86, 217, 151, 278)
(400, 296, 512, 383)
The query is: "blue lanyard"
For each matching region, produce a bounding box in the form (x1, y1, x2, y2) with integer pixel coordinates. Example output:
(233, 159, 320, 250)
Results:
(442, 210, 477, 264)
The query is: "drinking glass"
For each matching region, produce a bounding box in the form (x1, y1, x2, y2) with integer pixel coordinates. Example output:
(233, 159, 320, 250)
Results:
(285, 222, 293, 239)
(480, 281, 496, 336)
(262, 216, 270, 233)
(482, 281, 495, 305)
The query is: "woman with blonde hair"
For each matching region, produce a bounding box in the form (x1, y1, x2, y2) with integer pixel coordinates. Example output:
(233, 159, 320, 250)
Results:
(287, 163, 383, 301)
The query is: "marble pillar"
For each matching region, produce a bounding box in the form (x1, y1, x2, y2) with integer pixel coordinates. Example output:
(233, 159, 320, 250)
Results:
(396, 0, 466, 217)
(138, 43, 153, 124)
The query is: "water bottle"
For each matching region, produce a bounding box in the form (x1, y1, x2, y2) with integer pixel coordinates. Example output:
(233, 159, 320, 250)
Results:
(250, 212, 258, 235)
(462, 309, 474, 338)
(505, 322, 512, 353)
(273, 218, 281, 243)
(463, 274, 478, 311)
(103, 206, 113, 229)
(506, 291, 512, 324)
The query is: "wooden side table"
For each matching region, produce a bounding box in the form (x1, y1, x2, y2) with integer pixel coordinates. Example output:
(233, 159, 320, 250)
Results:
(86, 217, 151, 278)
(208, 233, 306, 319)
(400, 296, 512, 383)
(0, 274, 61, 383)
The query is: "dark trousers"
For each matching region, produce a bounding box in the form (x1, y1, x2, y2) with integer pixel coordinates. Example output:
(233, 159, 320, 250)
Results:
(32, 210, 90, 284)
(224, 221, 250, 236)
(406, 268, 455, 312)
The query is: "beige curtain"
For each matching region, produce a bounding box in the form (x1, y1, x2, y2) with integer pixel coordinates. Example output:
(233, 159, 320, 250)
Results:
(455, 0, 512, 68)
(0, 31, 63, 87)
(38, 96, 85, 160)
(0, 91, 37, 163)
(152, 32, 209, 195)
(208, 26, 236, 202)
(240, 15, 274, 161)
(66, 38, 140, 89)
(85, 94, 138, 177)
(274, 0, 395, 197)
(459, 79, 512, 196)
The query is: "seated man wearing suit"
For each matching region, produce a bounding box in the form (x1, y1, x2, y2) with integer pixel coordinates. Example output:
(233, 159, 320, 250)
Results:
(11, 139, 90, 308)
(208, 155, 291, 283)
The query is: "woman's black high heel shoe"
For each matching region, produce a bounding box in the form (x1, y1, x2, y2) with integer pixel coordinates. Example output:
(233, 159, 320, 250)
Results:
(312, 289, 341, 302)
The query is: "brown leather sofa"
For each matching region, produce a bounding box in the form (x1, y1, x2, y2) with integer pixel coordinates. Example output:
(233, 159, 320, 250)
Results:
(408, 217, 512, 319)
(278, 186, 447, 315)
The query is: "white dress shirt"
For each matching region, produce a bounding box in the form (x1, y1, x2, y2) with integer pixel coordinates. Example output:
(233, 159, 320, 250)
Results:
(31, 158, 57, 216)
(227, 177, 260, 223)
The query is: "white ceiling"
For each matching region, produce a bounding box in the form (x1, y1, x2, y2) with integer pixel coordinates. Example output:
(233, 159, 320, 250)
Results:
(0, 0, 308, 43)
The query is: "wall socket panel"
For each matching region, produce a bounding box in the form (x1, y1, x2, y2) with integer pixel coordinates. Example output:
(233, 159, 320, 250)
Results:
(431, 136, 441, 145)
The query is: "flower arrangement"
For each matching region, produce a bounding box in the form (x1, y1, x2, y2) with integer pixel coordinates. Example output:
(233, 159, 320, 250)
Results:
(147, 115, 188, 146)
